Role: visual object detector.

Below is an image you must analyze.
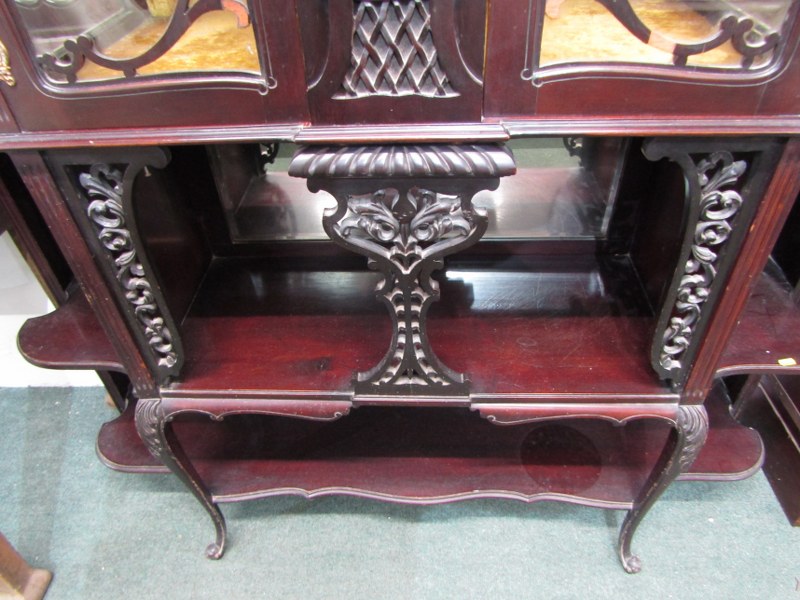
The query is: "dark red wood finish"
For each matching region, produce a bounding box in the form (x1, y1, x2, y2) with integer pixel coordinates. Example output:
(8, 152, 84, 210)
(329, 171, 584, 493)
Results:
(0, 91, 18, 134)
(0, 1, 309, 132)
(167, 254, 671, 402)
(0, 0, 798, 570)
(17, 290, 123, 372)
(484, 0, 800, 121)
(685, 138, 800, 403)
(718, 264, 800, 377)
(299, 0, 485, 124)
(734, 375, 800, 525)
(97, 383, 761, 501)
(10, 151, 158, 397)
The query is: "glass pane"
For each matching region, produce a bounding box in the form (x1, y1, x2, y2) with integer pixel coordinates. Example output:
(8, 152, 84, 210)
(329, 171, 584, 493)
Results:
(475, 138, 624, 239)
(13, 0, 261, 83)
(213, 139, 625, 243)
(540, 0, 793, 70)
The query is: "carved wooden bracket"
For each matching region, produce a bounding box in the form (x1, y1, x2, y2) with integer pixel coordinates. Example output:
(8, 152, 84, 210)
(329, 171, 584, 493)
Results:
(646, 145, 749, 388)
(642, 138, 785, 390)
(291, 144, 515, 397)
(50, 148, 184, 383)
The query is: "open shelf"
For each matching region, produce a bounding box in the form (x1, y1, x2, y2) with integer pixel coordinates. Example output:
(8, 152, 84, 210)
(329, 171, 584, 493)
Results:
(718, 259, 800, 377)
(215, 138, 622, 243)
(166, 252, 670, 402)
(17, 289, 123, 372)
(98, 382, 762, 506)
(734, 374, 800, 525)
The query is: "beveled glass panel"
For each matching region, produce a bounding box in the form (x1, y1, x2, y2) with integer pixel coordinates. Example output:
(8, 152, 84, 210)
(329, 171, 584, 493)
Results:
(540, 0, 793, 70)
(13, 0, 261, 83)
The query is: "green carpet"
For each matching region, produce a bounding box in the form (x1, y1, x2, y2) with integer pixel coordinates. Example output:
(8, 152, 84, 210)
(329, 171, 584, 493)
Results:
(1, 387, 798, 599)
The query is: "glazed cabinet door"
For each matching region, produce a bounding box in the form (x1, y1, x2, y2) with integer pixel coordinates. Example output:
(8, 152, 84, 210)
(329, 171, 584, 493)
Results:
(0, 0, 309, 131)
(484, 0, 800, 119)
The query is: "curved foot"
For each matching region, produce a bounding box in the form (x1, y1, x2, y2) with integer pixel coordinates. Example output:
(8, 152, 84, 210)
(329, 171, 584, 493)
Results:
(616, 405, 708, 573)
(206, 542, 224, 560)
(620, 550, 642, 574)
(205, 517, 227, 559)
(135, 397, 229, 559)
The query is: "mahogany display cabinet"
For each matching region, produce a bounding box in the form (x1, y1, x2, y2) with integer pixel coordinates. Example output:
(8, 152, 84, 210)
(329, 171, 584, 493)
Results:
(1, 0, 800, 573)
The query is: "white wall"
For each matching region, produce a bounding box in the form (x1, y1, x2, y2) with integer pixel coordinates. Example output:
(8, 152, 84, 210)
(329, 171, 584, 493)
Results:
(0, 233, 101, 387)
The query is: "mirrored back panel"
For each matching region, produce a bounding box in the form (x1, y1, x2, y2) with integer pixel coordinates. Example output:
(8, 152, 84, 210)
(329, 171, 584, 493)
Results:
(210, 138, 628, 243)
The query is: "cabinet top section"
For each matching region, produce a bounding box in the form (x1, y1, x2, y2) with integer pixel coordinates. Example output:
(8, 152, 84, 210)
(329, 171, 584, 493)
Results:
(1, 0, 800, 146)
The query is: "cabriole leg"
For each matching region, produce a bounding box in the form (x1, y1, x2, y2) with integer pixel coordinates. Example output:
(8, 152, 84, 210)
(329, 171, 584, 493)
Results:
(134, 397, 227, 559)
(618, 405, 708, 573)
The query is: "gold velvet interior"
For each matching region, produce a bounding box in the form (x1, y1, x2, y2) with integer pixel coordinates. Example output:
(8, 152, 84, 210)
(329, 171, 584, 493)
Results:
(76, 10, 260, 82)
(541, 0, 771, 69)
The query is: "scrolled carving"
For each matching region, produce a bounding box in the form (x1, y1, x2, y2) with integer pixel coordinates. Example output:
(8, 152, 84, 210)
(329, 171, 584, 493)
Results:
(676, 405, 709, 472)
(134, 397, 166, 458)
(336, 0, 457, 99)
(330, 185, 486, 390)
(339, 187, 472, 255)
(79, 164, 178, 371)
(292, 143, 514, 396)
(38, 0, 251, 83)
(659, 152, 746, 374)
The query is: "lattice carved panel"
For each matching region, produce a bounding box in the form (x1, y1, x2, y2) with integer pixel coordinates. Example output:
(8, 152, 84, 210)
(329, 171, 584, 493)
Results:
(336, 0, 457, 99)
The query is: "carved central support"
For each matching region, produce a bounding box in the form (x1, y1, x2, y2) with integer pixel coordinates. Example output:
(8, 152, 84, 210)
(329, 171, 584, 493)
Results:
(290, 144, 516, 397)
(330, 184, 485, 393)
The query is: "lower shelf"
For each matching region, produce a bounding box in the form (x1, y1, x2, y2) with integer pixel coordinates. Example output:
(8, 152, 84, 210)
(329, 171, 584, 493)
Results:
(735, 375, 800, 525)
(98, 384, 762, 508)
(718, 261, 800, 377)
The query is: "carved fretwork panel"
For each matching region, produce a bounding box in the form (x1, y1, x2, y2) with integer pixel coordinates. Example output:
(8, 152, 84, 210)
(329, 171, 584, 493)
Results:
(79, 164, 179, 373)
(302, 0, 484, 123)
(291, 144, 516, 397)
(50, 149, 183, 383)
(659, 153, 746, 373)
(330, 184, 485, 393)
(644, 139, 781, 389)
(336, 0, 456, 99)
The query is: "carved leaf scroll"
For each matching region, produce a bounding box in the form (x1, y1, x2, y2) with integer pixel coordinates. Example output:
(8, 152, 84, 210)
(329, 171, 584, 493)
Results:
(79, 163, 178, 371)
(659, 152, 747, 374)
(331, 186, 483, 390)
